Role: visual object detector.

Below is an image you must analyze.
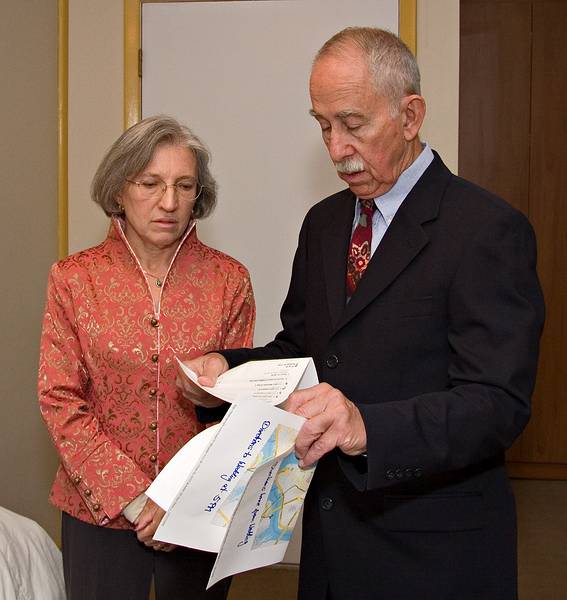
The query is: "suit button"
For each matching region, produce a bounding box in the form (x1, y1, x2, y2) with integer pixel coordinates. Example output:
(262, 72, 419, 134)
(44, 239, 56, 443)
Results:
(150, 454, 157, 463)
(321, 497, 334, 511)
(414, 467, 423, 478)
(93, 504, 100, 512)
(150, 317, 159, 327)
(84, 489, 91, 497)
(386, 469, 395, 480)
(151, 353, 159, 363)
(149, 388, 157, 397)
(325, 354, 339, 369)
(149, 421, 158, 431)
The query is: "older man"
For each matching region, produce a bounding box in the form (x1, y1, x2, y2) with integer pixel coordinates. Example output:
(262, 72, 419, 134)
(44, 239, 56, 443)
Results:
(179, 28, 544, 599)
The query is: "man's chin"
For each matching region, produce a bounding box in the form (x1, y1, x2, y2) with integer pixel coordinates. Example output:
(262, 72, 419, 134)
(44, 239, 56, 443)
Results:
(339, 175, 385, 199)
(339, 174, 370, 196)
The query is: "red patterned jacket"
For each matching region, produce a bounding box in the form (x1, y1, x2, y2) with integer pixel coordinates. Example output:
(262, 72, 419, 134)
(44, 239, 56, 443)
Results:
(38, 219, 255, 528)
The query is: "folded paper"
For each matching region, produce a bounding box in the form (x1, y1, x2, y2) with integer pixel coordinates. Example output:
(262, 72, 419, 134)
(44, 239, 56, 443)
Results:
(146, 358, 319, 587)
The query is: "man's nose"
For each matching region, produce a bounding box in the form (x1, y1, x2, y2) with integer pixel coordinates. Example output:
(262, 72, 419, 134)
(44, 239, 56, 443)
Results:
(327, 131, 352, 162)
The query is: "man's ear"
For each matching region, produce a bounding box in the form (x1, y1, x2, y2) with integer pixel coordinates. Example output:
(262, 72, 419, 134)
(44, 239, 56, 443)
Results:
(400, 94, 426, 141)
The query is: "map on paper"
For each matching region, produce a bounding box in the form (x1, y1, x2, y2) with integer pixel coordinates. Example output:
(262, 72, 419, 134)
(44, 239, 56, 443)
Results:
(253, 451, 312, 548)
(211, 424, 297, 528)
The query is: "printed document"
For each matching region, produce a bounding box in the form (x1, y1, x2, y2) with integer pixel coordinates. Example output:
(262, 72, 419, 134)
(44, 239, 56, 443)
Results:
(146, 357, 318, 588)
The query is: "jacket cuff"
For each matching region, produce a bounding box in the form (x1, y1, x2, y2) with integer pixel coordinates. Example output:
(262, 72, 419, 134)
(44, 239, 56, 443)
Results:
(122, 493, 148, 523)
(195, 403, 230, 424)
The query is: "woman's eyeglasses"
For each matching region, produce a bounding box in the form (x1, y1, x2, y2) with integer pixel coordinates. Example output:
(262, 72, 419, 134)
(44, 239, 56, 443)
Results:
(126, 178, 203, 202)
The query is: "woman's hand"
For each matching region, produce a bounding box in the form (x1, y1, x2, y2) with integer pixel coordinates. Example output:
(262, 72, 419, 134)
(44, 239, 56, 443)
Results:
(176, 352, 229, 407)
(135, 498, 176, 552)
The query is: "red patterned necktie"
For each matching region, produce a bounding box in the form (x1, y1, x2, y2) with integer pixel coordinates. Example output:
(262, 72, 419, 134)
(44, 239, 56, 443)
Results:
(346, 199, 376, 297)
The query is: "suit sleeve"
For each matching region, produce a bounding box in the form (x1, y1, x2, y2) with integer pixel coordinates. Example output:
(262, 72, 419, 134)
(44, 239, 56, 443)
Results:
(349, 210, 545, 491)
(38, 265, 152, 524)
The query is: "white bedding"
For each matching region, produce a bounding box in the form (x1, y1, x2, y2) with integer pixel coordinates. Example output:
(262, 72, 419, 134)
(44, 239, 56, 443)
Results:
(0, 506, 65, 600)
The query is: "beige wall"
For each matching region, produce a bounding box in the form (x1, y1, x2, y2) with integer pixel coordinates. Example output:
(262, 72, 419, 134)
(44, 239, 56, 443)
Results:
(3, 2, 564, 596)
(64, 5, 567, 596)
(0, 1, 60, 539)
(417, 0, 459, 173)
(68, 0, 123, 254)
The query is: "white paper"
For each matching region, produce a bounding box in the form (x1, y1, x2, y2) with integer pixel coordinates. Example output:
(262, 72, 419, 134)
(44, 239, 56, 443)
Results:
(153, 399, 307, 550)
(149, 357, 319, 586)
(176, 356, 318, 405)
(207, 441, 315, 588)
(146, 424, 219, 510)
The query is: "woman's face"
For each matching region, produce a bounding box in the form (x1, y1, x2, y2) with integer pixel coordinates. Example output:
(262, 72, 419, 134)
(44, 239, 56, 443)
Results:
(119, 143, 198, 256)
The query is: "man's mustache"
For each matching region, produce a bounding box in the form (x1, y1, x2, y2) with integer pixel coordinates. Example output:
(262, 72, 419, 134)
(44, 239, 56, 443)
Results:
(335, 157, 364, 174)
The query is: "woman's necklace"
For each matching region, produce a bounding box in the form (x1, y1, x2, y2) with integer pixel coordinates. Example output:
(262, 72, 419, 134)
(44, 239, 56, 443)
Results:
(142, 268, 166, 288)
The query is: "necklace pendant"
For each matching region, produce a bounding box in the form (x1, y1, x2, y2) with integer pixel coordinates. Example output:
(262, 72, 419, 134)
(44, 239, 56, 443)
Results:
(156, 279, 163, 287)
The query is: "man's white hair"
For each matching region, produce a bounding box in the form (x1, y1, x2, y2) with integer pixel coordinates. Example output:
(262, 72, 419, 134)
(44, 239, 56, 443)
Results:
(314, 27, 421, 116)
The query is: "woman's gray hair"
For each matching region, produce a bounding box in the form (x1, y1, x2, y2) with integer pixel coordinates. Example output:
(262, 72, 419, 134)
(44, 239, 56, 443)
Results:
(91, 115, 217, 218)
(315, 27, 421, 115)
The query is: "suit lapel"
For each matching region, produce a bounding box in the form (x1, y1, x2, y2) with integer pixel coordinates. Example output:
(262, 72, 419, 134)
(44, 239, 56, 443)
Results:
(336, 209, 428, 331)
(320, 190, 356, 329)
(330, 152, 451, 335)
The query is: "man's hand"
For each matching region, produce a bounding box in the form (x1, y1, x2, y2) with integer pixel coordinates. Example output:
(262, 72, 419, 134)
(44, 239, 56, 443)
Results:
(285, 383, 367, 468)
(176, 352, 229, 407)
(135, 498, 175, 552)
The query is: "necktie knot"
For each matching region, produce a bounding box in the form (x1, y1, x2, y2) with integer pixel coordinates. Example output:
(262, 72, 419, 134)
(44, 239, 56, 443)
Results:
(358, 199, 375, 228)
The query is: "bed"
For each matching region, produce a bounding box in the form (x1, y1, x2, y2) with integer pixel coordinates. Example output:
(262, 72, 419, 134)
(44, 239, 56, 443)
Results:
(0, 506, 65, 600)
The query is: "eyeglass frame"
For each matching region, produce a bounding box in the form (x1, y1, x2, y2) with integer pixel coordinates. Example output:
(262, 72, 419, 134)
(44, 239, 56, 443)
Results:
(125, 178, 203, 201)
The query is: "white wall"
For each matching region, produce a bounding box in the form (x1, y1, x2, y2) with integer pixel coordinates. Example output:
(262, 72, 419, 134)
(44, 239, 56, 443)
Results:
(68, 1, 461, 254)
(141, 0, 399, 345)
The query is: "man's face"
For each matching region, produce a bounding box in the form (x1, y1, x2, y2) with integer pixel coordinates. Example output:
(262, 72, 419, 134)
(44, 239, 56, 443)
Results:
(309, 48, 412, 199)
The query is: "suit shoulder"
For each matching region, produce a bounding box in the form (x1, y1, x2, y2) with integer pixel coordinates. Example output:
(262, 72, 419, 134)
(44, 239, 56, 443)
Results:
(444, 174, 532, 229)
(305, 188, 354, 220)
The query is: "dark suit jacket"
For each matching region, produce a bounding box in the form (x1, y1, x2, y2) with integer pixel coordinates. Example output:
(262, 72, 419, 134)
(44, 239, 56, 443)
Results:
(222, 153, 544, 600)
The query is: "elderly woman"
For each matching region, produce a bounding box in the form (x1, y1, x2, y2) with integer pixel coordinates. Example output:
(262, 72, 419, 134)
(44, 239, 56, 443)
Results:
(38, 116, 255, 599)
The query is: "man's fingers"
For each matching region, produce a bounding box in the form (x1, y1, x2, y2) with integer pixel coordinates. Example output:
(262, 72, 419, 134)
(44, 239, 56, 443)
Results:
(199, 353, 229, 382)
(286, 383, 333, 415)
(176, 353, 229, 404)
(196, 374, 219, 387)
(176, 353, 228, 407)
(291, 386, 368, 466)
(295, 412, 336, 466)
(176, 375, 219, 407)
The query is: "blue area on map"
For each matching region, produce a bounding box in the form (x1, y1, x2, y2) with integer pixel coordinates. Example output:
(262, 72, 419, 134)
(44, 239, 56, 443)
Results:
(253, 452, 301, 547)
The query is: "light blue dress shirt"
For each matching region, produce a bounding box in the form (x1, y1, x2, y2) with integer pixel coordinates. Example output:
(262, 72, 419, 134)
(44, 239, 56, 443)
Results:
(351, 143, 434, 256)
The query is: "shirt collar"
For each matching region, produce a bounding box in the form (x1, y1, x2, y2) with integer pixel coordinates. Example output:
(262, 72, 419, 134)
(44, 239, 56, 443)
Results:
(359, 143, 434, 223)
